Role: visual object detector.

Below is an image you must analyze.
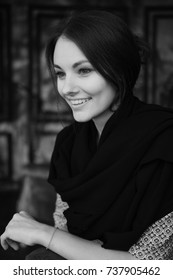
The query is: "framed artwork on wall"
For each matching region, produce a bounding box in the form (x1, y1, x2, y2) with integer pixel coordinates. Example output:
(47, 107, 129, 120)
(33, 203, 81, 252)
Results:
(145, 7, 173, 108)
(0, 5, 11, 120)
(29, 6, 72, 122)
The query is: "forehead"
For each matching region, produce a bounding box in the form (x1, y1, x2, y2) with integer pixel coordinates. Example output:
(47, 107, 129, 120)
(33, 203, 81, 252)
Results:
(53, 36, 87, 65)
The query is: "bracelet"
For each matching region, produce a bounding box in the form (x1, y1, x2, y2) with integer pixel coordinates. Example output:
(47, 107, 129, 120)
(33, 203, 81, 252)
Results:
(46, 228, 57, 250)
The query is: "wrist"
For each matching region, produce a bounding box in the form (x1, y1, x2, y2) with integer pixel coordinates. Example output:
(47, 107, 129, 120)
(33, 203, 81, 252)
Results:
(46, 227, 57, 250)
(37, 224, 56, 248)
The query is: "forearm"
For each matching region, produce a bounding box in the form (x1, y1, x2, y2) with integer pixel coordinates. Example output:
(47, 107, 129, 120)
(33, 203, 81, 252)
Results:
(40, 226, 136, 260)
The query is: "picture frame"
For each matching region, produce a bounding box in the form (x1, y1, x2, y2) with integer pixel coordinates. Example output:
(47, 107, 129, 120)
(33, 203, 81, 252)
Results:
(145, 6, 173, 108)
(0, 5, 11, 120)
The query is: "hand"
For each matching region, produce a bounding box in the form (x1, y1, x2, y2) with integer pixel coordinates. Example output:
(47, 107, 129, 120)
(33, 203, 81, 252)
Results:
(0, 211, 46, 251)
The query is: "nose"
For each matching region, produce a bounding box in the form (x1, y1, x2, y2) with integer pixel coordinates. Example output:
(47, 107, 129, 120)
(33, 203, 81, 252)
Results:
(60, 75, 78, 97)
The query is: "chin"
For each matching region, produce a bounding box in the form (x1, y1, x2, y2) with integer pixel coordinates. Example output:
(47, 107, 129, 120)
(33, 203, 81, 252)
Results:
(73, 112, 92, 123)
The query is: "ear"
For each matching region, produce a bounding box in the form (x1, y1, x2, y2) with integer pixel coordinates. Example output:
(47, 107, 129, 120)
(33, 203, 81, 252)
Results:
(110, 92, 121, 112)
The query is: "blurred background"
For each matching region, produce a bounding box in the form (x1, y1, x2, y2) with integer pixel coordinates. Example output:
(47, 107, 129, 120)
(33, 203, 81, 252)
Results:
(0, 0, 173, 259)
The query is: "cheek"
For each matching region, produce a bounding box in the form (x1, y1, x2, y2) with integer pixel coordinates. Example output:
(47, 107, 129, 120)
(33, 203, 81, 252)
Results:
(84, 78, 115, 103)
(57, 81, 63, 96)
(81, 76, 106, 95)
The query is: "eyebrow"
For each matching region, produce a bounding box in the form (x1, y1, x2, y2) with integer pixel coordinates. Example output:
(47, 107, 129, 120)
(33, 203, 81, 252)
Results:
(54, 60, 90, 69)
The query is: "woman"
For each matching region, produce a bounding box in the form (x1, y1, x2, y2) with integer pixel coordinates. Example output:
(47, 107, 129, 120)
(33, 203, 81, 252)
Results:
(1, 10, 173, 260)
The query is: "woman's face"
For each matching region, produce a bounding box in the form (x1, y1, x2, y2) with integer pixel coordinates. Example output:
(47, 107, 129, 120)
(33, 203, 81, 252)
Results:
(53, 36, 116, 125)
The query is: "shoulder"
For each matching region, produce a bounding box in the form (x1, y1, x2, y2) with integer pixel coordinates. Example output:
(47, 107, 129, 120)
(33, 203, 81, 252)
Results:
(131, 97, 173, 135)
(137, 102, 173, 163)
(133, 97, 173, 120)
(130, 98, 173, 163)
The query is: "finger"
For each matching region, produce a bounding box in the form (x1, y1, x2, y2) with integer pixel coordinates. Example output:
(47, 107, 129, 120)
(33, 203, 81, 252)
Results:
(19, 211, 28, 215)
(19, 211, 32, 218)
(6, 238, 20, 251)
(20, 243, 27, 249)
(11, 212, 20, 221)
(0, 234, 9, 250)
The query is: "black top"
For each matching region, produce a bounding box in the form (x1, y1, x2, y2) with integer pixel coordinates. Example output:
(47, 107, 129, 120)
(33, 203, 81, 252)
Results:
(48, 94, 173, 250)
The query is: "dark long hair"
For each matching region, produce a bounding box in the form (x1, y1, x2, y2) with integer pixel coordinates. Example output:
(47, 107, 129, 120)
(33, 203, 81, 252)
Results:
(46, 10, 149, 104)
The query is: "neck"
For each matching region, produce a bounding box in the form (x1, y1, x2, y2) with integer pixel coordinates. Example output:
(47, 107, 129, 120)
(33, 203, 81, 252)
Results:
(92, 110, 114, 140)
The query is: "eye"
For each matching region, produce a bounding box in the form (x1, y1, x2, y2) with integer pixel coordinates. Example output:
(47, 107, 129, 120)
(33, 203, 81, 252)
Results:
(78, 68, 92, 75)
(55, 71, 65, 79)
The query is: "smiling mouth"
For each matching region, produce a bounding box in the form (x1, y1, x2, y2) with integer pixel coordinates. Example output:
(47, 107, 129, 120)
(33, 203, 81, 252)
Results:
(67, 98, 92, 106)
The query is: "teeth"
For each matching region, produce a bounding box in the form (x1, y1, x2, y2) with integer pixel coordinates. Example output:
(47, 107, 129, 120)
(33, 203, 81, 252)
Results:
(70, 98, 90, 105)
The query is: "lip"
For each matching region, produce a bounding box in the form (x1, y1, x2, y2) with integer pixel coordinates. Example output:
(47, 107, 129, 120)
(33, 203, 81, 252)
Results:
(66, 97, 92, 108)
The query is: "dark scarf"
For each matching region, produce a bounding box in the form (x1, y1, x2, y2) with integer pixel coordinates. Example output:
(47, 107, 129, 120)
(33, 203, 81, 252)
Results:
(48, 93, 173, 250)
